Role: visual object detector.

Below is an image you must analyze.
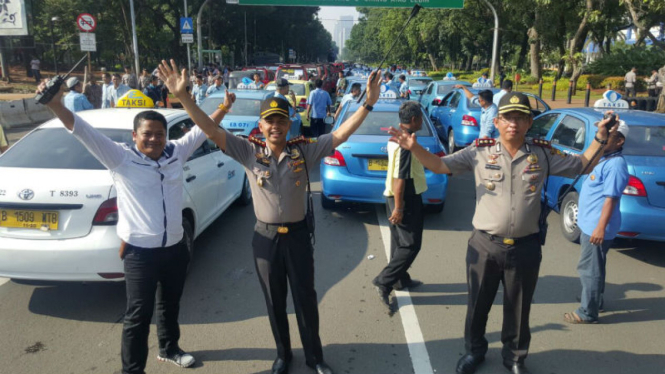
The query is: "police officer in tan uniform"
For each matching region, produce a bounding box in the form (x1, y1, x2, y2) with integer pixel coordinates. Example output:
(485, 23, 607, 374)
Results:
(388, 93, 618, 374)
(158, 60, 382, 374)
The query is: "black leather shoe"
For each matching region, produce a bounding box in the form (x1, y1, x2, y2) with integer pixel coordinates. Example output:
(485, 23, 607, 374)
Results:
(503, 360, 531, 374)
(272, 356, 291, 374)
(313, 362, 334, 374)
(394, 278, 424, 290)
(456, 354, 485, 374)
(372, 279, 391, 307)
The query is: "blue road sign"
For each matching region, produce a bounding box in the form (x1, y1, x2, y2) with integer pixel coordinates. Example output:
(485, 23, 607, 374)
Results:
(180, 17, 193, 34)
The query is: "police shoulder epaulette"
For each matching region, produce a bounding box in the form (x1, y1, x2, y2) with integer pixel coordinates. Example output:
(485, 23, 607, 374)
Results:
(531, 138, 551, 148)
(248, 135, 266, 147)
(475, 138, 496, 147)
(286, 136, 317, 145)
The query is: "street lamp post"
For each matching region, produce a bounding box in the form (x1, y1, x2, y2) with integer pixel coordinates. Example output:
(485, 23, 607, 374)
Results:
(481, 0, 499, 85)
(50, 16, 60, 74)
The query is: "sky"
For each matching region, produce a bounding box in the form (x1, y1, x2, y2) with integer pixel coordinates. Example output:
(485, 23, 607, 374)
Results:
(318, 6, 361, 36)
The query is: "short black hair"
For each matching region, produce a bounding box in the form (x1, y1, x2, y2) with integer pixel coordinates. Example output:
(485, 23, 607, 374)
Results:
(315, 79, 323, 88)
(385, 72, 394, 80)
(399, 74, 406, 81)
(112, 73, 121, 79)
(125, 65, 131, 70)
(501, 79, 513, 90)
(398, 101, 422, 125)
(150, 75, 158, 82)
(478, 90, 494, 103)
(350, 82, 361, 92)
(133, 110, 167, 132)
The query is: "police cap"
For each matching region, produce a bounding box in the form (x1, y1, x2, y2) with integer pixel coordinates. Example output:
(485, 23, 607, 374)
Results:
(260, 97, 290, 119)
(498, 92, 532, 115)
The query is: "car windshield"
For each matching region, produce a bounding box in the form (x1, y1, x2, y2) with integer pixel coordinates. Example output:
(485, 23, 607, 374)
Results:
(290, 84, 306, 96)
(409, 78, 432, 85)
(201, 98, 261, 116)
(278, 68, 305, 80)
(228, 74, 255, 88)
(622, 125, 665, 156)
(0, 128, 133, 170)
(341, 110, 432, 137)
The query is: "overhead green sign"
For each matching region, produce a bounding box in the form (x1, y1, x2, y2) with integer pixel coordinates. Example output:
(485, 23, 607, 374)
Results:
(231, 0, 464, 9)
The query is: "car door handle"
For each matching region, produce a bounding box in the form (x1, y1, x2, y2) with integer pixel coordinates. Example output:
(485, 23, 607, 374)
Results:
(656, 181, 665, 186)
(217, 162, 225, 168)
(186, 175, 196, 182)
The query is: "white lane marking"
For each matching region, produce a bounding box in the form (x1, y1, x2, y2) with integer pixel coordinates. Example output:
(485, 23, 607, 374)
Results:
(376, 206, 434, 374)
(0, 277, 10, 286)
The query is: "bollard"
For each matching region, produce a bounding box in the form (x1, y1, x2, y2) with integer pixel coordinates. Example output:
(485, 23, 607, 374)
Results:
(584, 83, 591, 107)
(551, 80, 557, 101)
(538, 78, 543, 98)
(606, 83, 611, 91)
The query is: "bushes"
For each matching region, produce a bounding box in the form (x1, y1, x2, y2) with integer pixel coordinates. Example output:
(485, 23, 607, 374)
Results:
(587, 44, 665, 76)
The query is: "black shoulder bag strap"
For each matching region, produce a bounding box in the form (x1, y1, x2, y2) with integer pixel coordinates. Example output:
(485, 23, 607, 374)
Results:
(296, 144, 315, 246)
(539, 146, 551, 246)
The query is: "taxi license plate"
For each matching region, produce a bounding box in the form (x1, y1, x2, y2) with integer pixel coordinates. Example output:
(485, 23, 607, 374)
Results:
(367, 159, 389, 171)
(0, 209, 59, 230)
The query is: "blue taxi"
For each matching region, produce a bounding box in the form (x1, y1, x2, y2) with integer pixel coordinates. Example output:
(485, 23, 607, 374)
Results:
(201, 90, 303, 140)
(529, 104, 665, 242)
(404, 76, 433, 102)
(320, 94, 448, 213)
(419, 79, 472, 113)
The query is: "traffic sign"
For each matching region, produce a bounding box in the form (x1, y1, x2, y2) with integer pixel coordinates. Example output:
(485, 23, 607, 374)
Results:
(230, 0, 464, 8)
(80, 33, 96, 52)
(180, 17, 194, 34)
(182, 34, 194, 44)
(76, 13, 97, 32)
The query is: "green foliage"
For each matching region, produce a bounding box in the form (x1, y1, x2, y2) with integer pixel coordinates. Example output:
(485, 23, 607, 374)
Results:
(587, 44, 665, 76)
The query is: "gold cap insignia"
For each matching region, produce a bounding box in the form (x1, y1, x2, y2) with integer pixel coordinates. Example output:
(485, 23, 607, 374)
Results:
(510, 96, 520, 104)
(270, 101, 278, 108)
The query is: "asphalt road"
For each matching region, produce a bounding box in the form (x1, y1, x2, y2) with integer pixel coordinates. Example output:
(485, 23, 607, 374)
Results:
(1, 170, 664, 374)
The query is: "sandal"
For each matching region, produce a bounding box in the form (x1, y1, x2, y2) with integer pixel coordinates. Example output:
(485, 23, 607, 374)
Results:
(563, 311, 598, 324)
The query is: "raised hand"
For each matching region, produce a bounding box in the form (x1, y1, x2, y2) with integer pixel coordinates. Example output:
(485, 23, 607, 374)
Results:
(157, 59, 189, 98)
(596, 110, 619, 141)
(223, 89, 236, 109)
(387, 127, 417, 150)
(365, 69, 383, 106)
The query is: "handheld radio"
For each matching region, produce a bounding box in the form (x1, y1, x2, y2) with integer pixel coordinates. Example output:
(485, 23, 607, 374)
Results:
(34, 55, 89, 105)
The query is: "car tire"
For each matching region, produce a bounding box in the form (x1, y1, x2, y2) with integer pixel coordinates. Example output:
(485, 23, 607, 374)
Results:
(448, 129, 457, 153)
(321, 194, 336, 210)
(560, 191, 581, 243)
(425, 202, 445, 214)
(236, 175, 253, 206)
(181, 216, 195, 272)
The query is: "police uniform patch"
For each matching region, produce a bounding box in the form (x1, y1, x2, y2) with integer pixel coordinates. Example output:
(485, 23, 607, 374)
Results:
(475, 138, 496, 147)
(550, 148, 567, 157)
(531, 138, 551, 148)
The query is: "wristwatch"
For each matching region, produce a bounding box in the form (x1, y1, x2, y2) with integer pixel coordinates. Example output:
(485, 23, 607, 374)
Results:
(362, 102, 374, 112)
(594, 134, 607, 145)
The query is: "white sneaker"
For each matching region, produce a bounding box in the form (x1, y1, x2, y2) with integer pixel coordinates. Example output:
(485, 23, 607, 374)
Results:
(157, 349, 195, 368)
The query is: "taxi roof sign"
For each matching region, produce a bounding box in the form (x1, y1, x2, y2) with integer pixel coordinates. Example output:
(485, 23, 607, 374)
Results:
(116, 90, 155, 108)
(594, 90, 629, 109)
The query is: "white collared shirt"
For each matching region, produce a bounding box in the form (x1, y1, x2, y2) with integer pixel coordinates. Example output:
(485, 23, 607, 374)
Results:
(70, 114, 207, 248)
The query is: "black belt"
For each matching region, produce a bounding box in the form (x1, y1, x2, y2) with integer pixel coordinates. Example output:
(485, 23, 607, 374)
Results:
(477, 230, 539, 246)
(257, 219, 307, 234)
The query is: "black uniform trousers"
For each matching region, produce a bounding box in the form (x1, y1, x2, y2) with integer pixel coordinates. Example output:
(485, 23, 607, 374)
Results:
(252, 220, 324, 367)
(464, 230, 542, 364)
(121, 242, 189, 374)
(374, 182, 424, 289)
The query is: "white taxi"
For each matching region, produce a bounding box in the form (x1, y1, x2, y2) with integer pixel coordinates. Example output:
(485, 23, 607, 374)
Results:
(0, 91, 250, 281)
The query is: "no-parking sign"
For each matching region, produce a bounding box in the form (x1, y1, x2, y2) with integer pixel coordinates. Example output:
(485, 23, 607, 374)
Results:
(76, 13, 97, 33)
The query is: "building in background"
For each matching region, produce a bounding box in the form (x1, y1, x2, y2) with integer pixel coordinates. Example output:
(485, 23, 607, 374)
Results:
(333, 16, 354, 55)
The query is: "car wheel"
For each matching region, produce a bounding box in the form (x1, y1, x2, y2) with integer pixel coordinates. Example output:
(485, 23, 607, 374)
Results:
(448, 129, 457, 153)
(321, 194, 335, 210)
(560, 192, 581, 243)
(181, 216, 195, 272)
(425, 202, 445, 214)
(236, 175, 252, 206)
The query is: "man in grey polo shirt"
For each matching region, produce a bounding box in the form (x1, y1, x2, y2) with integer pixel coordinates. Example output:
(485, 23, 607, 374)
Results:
(389, 93, 619, 374)
(158, 59, 382, 374)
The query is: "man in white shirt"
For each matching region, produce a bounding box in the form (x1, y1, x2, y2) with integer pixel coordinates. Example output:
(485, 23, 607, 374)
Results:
(37, 80, 234, 374)
(30, 57, 41, 83)
(493, 79, 513, 107)
(334, 82, 361, 120)
(624, 67, 637, 97)
(110, 74, 131, 108)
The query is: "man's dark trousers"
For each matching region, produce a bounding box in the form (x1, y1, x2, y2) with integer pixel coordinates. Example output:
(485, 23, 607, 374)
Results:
(464, 230, 541, 364)
(121, 242, 190, 374)
(252, 221, 324, 367)
(375, 182, 424, 289)
(310, 118, 325, 138)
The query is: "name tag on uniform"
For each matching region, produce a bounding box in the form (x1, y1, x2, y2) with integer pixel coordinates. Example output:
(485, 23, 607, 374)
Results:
(485, 164, 501, 170)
